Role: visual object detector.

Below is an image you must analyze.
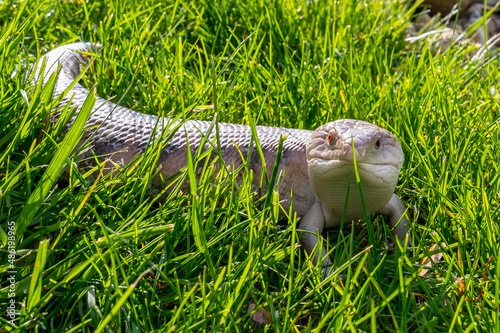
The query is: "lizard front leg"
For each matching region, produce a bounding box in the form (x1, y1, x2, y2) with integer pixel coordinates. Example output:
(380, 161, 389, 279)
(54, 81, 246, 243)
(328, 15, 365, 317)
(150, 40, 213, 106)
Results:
(298, 201, 332, 277)
(378, 193, 412, 247)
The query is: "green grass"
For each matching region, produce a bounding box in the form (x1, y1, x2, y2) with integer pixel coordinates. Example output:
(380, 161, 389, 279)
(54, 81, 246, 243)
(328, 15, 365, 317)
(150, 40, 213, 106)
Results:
(1, 0, 499, 331)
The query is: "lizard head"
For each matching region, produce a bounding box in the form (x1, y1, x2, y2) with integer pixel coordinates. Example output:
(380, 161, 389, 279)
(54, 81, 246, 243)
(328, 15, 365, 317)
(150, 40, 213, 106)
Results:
(306, 119, 404, 223)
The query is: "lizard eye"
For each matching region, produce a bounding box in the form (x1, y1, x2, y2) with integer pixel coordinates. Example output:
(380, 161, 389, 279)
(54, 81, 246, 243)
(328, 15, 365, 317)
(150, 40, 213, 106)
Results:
(374, 137, 382, 150)
(327, 133, 335, 145)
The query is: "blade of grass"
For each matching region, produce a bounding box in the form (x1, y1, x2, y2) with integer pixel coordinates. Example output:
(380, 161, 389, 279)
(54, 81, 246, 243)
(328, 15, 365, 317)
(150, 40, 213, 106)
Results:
(15, 83, 96, 242)
(26, 239, 49, 312)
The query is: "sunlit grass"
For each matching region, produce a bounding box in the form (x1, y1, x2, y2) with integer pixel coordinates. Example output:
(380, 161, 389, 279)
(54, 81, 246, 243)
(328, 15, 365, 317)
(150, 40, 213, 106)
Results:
(1, 0, 499, 331)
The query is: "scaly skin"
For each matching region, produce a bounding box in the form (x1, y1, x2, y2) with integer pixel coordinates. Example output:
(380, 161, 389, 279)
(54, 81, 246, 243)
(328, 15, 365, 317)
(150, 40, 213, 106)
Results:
(33, 43, 412, 276)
